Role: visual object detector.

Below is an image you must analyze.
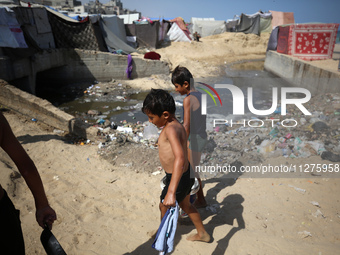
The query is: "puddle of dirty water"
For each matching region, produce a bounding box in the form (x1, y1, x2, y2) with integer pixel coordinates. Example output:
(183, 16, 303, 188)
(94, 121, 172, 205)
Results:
(38, 60, 298, 125)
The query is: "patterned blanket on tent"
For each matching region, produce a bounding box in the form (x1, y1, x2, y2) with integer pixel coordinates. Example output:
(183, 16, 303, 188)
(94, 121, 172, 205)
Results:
(288, 23, 339, 60)
(47, 11, 99, 50)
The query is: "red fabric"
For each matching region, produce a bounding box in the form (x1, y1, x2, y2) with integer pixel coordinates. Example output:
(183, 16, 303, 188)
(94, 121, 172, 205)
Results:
(288, 23, 339, 60)
(144, 51, 161, 60)
(277, 26, 290, 54)
(277, 23, 339, 60)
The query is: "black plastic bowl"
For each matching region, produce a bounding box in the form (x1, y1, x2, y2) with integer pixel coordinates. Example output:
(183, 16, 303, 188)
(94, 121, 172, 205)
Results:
(40, 226, 67, 255)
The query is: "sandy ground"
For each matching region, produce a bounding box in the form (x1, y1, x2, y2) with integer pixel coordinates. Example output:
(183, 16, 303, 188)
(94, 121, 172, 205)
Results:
(1, 32, 340, 255)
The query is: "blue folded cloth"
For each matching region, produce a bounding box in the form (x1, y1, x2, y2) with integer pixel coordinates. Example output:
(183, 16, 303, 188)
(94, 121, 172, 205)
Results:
(152, 202, 179, 254)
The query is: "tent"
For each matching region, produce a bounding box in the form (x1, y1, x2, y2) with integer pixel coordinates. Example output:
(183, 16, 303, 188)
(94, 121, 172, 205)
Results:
(13, 7, 55, 49)
(0, 7, 28, 48)
(236, 12, 272, 36)
(47, 9, 100, 50)
(190, 17, 226, 38)
(226, 17, 239, 32)
(118, 13, 140, 25)
(125, 21, 160, 48)
(99, 15, 135, 54)
(266, 26, 279, 51)
(277, 23, 339, 60)
(167, 17, 191, 42)
(167, 22, 191, 42)
(259, 13, 272, 33)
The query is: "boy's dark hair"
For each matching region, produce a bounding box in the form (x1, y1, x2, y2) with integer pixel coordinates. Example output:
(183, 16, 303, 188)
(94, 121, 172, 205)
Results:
(171, 65, 194, 89)
(142, 89, 176, 117)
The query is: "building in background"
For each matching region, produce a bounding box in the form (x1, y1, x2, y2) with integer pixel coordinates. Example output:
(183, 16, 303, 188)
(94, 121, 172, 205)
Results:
(34, 0, 141, 16)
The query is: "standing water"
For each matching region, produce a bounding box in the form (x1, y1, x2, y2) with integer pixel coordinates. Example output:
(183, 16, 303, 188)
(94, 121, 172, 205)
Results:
(37, 60, 295, 126)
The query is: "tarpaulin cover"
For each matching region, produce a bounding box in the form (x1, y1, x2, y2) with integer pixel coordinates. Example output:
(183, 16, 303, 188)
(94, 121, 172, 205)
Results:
(170, 17, 191, 40)
(226, 19, 239, 32)
(13, 7, 55, 49)
(167, 22, 191, 42)
(266, 26, 279, 51)
(189, 19, 226, 38)
(0, 7, 28, 48)
(236, 13, 260, 36)
(278, 23, 339, 60)
(260, 15, 272, 33)
(269, 10, 294, 29)
(99, 17, 135, 54)
(125, 21, 160, 48)
(47, 11, 99, 50)
(101, 15, 127, 43)
(159, 20, 171, 41)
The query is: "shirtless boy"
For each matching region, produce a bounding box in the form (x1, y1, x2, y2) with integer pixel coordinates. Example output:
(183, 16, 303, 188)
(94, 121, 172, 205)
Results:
(172, 65, 207, 208)
(0, 112, 56, 254)
(142, 89, 210, 242)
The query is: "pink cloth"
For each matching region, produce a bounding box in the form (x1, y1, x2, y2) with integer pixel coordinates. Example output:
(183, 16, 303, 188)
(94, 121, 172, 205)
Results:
(269, 10, 295, 28)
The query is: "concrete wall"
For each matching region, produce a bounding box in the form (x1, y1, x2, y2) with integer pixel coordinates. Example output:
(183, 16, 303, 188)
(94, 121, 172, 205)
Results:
(46, 49, 169, 83)
(0, 82, 97, 140)
(264, 51, 340, 94)
(0, 48, 169, 94)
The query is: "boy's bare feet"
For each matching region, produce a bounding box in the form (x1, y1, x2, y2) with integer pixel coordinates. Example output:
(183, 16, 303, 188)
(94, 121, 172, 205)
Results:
(186, 232, 211, 242)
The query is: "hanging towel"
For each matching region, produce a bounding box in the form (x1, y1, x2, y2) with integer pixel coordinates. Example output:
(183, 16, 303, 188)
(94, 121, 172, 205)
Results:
(152, 201, 179, 254)
(126, 54, 133, 79)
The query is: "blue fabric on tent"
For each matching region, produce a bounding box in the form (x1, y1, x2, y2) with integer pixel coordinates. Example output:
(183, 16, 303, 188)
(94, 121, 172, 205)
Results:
(152, 202, 179, 254)
(267, 26, 279, 51)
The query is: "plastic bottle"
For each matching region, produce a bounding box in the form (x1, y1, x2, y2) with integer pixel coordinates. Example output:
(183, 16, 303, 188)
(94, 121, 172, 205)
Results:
(143, 122, 159, 140)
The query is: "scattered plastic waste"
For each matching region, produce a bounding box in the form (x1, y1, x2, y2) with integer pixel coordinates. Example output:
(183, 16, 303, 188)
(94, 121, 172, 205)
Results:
(310, 201, 320, 207)
(117, 126, 133, 133)
(312, 209, 325, 218)
(258, 140, 276, 154)
(269, 126, 279, 137)
(143, 122, 159, 141)
(298, 231, 312, 238)
(288, 184, 306, 194)
(152, 170, 162, 176)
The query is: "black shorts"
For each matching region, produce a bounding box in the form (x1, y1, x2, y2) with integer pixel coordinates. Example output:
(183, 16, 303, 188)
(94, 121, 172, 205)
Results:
(0, 190, 25, 255)
(160, 164, 195, 203)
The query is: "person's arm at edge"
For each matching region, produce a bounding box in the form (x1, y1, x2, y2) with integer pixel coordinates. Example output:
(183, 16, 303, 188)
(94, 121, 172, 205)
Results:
(0, 113, 56, 229)
(162, 126, 186, 207)
(183, 96, 191, 138)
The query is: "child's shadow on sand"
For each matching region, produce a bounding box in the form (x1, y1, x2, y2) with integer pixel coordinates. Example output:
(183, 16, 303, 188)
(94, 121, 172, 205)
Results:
(124, 162, 245, 254)
(208, 194, 245, 255)
(123, 194, 245, 255)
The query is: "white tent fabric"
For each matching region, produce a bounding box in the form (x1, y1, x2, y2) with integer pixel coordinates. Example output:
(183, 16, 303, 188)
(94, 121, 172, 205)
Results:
(190, 19, 226, 38)
(0, 7, 28, 48)
(167, 22, 191, 42)
(191, 17, 215, 22)
(118, 13, 140, 24)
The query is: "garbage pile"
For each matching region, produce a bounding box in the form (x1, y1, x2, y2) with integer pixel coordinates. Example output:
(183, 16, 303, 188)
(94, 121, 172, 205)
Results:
(202, 93, 340, 167)
(87, 92, 340, 174)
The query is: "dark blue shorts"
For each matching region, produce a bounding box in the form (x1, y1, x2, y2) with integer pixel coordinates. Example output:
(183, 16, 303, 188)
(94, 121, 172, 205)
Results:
(160, 164, 194, 203)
